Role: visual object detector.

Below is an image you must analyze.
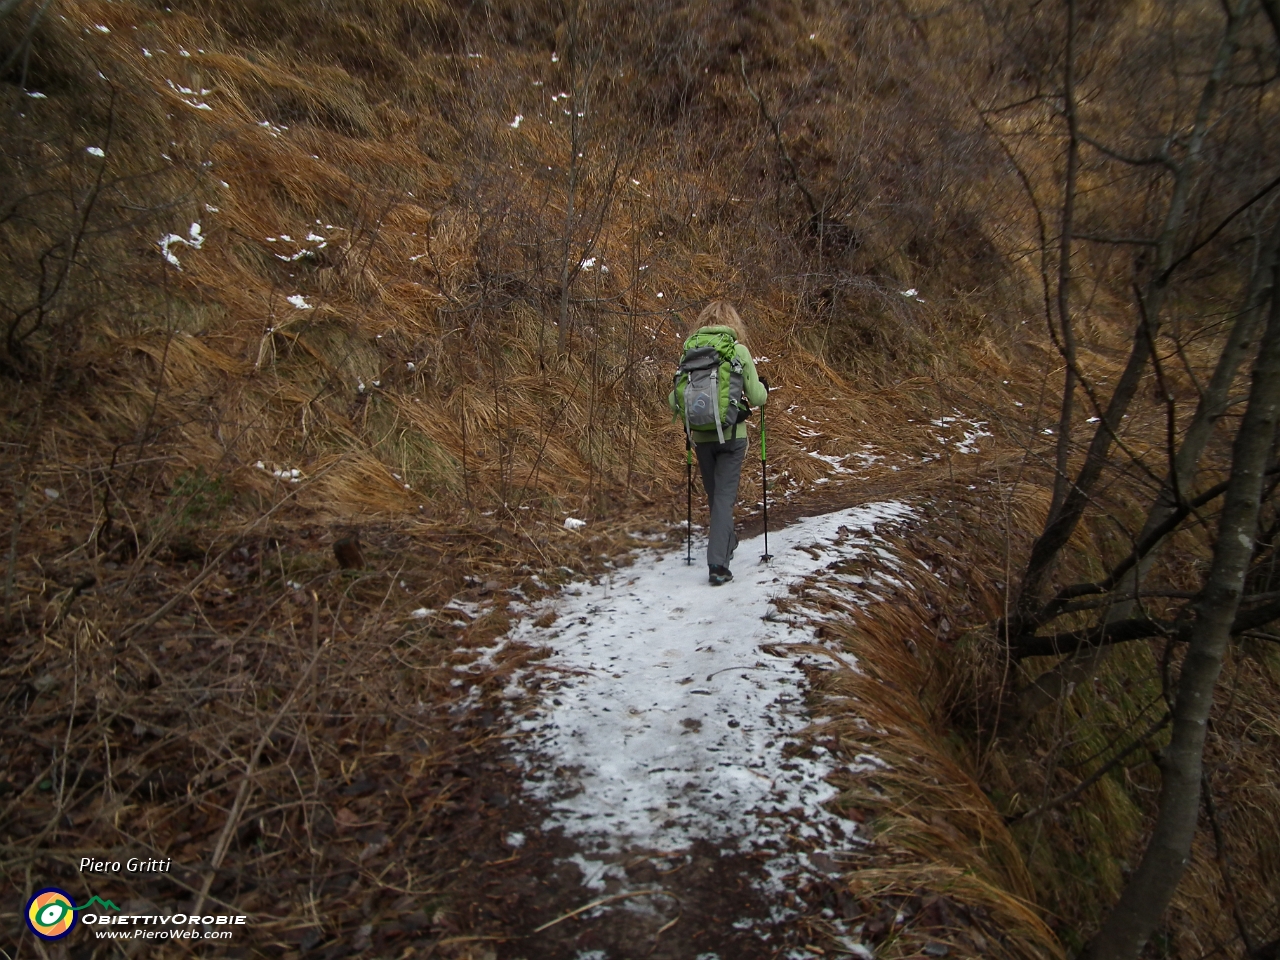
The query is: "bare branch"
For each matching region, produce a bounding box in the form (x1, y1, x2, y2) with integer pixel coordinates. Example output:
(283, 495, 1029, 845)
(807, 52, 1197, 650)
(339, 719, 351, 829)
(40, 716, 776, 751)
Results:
(1078, 132, 1174, 170)
(1261, 0, 1280, 51)
(1008, 711, 1170, 824)
(1074, 234, 1159, 246)
(739, 53, 821, 221)
(1163, 173, 1280, 281)
(0, 0, 52, 82)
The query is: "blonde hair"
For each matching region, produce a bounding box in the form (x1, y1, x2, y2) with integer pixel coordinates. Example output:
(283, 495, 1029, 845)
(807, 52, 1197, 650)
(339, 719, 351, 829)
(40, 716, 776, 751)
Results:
(692, 300, 748, 342)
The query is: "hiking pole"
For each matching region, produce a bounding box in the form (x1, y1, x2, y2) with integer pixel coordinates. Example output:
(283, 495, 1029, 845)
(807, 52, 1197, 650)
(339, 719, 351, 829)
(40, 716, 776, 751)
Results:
(685, 435, 694, 565)
(760, 404, 773, 563)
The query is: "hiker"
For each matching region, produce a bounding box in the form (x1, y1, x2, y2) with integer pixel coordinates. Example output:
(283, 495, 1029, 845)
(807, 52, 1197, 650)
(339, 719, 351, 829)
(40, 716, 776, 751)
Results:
(670, 301, 769, 585)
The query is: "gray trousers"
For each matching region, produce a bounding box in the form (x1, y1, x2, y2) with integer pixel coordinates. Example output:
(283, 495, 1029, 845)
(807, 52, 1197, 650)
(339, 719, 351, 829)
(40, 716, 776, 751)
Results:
(694, 437, 747, 569)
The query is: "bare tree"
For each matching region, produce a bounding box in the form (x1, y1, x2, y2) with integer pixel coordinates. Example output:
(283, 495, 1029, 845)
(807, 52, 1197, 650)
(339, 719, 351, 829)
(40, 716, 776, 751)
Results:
(1010, 0, 1257, 632)
(1085, 231, 1280, 960)
(979, 0, 1280, 953)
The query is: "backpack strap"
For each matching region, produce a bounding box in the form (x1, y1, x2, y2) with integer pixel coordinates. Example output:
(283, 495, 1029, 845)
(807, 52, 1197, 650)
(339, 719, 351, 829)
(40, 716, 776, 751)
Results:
(711, 366, 724, 444)
(714, 334, 736, 442)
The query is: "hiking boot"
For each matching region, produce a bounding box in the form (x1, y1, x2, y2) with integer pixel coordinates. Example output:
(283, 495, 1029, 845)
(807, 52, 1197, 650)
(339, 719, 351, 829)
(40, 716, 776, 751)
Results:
(708, 565, 733, 586)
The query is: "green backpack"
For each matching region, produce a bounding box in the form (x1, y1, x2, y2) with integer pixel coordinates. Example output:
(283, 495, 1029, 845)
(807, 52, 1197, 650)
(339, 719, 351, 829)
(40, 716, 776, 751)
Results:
(673, 330, 746, 444)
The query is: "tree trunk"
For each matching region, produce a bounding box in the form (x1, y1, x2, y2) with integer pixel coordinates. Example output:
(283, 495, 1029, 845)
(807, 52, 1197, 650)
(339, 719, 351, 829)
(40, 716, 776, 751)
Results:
(1084, 250, 1280, 960)
(1017, 222, 1279, 720)
(556, 139, 579, 356)
(1015, 324, 1153, 615)
(556, 7, 582, 356)
(1013, 0, 1250, 623)
(1118, 216, 1280, 602)
(1050, 0, 1080, 521)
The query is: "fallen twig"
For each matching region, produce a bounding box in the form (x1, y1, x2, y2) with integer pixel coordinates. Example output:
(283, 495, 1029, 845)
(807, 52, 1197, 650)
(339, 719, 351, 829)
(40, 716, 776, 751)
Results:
(189, 639, 330, 919)
(533, 888, 677, 933)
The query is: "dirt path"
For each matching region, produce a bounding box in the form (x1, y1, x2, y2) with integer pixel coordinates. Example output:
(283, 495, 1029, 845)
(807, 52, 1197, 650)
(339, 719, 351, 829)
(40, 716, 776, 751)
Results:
(442, 503, 918, 959)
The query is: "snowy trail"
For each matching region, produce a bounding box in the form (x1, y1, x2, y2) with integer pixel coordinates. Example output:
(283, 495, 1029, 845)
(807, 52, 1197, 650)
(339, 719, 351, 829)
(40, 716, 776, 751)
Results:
(473, 501, 915, 909)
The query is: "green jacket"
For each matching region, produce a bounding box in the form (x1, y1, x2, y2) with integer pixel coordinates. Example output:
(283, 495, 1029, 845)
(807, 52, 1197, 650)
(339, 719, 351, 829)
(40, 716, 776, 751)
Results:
(668, 325, 769, 443)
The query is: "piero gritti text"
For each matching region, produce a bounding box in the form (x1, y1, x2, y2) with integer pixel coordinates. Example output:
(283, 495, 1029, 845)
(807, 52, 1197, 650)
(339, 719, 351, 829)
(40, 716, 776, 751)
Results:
(79, 857, 173, 874)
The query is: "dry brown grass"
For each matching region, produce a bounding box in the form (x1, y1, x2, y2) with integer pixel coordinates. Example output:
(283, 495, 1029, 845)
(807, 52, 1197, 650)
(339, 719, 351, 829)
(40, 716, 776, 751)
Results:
(779, 529, 1062, 960)
(3, 0, 1043, 533)
(885, 467, 1280, 956)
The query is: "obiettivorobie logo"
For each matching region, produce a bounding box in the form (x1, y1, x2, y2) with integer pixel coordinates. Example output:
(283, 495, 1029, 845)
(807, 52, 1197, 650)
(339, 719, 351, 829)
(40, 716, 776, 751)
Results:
(25, 889, 120, 941)
(26, 888, 247, 942)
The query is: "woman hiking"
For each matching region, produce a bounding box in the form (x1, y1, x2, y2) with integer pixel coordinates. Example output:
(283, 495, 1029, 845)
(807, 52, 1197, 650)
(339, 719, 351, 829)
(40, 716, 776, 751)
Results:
(669, 301, 769, 586)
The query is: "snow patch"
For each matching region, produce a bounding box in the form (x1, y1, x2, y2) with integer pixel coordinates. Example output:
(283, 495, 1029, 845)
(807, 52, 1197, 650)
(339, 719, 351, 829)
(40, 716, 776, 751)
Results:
(255, 461, 303, 483)
(930, 414, 992, 455)
(806, 450, 854, 475)
(165, 78, 212, 110)
(158, 222, 204, 269)
(486, 501, 914, 865)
